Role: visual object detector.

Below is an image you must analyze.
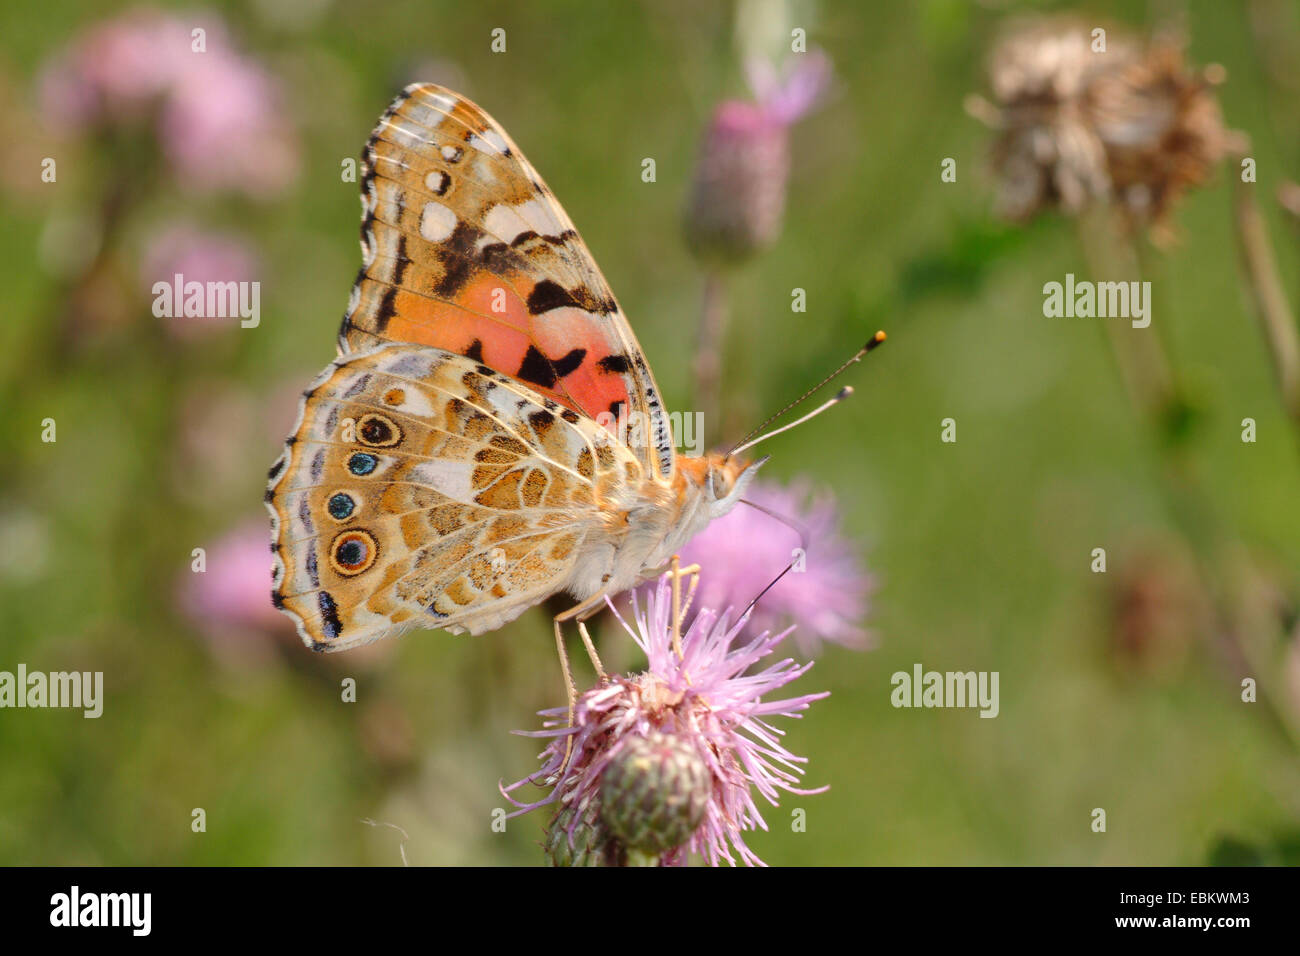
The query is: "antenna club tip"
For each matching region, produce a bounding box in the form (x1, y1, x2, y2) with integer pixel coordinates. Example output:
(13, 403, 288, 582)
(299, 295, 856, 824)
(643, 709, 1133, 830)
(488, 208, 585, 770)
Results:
(836, 385, 854, 400)
(866, 330, 887, 349)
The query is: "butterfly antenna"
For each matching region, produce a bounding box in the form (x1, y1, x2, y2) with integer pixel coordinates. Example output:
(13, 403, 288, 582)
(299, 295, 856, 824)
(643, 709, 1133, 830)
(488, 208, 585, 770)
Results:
(735, 498, 810, 621)
(726, 331, 886, 460)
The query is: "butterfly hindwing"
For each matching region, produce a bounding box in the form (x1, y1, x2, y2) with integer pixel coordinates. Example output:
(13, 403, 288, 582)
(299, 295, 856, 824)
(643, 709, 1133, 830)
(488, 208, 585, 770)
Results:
(342, 83, 676, 482)
(267, 343, 644, 650)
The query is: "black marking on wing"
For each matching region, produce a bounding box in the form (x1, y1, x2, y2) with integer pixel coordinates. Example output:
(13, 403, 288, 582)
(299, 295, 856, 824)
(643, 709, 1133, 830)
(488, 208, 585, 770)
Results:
(375, 287, 398, 333)
(516, 346, 557, 389)
(318, 591, 342, 640)
(527, 279, 617, 316)
(434, 220, 483, 297)
(552, 348, 586, 377)
(392, 234, 410, 288)
(527, 280, 579, 315)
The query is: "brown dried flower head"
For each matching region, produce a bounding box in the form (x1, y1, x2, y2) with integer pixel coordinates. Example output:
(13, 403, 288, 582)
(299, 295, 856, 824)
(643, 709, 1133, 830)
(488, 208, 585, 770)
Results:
(968, 19, 1247, 242)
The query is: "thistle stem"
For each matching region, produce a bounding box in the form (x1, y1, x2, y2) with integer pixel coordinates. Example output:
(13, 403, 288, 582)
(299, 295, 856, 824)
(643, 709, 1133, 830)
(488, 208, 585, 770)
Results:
(1233, 178, 1300, 436)
(1076, 210, 1300, 753)
(1160, 457, 1300, 752)
(1077, 208, 1177, 428)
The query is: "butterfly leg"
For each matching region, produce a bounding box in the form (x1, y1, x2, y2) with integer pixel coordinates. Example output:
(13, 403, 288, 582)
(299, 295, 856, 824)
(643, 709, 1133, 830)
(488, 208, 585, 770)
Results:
(669, 555, 701, 659)
(576, 620, 606, 681)
(552, 618, 579, 741)
(553, 591, 613, 766)
(555, 592, 610, 676)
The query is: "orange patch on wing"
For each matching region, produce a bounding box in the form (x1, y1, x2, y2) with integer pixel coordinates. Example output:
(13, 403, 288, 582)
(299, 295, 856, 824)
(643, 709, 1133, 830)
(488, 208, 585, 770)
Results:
(383, 273, 633, 434)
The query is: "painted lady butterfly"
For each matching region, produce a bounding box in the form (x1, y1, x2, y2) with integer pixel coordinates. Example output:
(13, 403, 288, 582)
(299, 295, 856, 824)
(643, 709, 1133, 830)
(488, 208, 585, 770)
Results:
(266, 84, 765, 663)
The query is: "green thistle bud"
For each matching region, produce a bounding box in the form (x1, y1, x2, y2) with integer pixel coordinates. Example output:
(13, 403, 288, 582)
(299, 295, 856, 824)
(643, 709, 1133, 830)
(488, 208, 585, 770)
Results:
(544, 799, 616, 867)
(599, 731, 712, 856)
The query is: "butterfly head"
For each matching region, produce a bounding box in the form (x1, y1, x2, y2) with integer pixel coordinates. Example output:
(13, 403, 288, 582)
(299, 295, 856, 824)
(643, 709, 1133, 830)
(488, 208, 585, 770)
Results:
(680, 452, 767, 518)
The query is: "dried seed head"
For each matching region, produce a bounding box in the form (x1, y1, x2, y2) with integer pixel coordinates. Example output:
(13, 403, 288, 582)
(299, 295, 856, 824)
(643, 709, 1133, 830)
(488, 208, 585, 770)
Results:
(973, 19, 1247, 242)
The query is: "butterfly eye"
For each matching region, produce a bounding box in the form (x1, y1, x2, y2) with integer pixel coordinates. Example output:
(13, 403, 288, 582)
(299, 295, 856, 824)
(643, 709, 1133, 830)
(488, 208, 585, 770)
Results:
(348, 452, 378, 476)
(329, 530, 378, 576)
(709, 466, 732, 500)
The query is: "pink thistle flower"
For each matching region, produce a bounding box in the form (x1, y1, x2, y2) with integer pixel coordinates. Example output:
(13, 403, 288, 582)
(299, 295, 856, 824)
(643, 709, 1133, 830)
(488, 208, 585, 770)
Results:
(37, 8, 298, 198)
(504, 575, 828, 866)
(140, 223, 259, 338)
(159, 41, 298, 197)
(669, 479, 873, 656)
(178, 516, 294, 664)
(37, 9, 194, 131)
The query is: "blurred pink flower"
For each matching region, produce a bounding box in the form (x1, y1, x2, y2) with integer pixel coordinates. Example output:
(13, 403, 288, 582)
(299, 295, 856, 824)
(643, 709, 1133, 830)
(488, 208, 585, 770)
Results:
(140, 223, 258, 337)
(745, 50, 833, 126)
(38, 9, 192, 129)
(684, 49, 832, 264)
(159, 39, 298, 196)
(670, 478, 873, 656)
(37, 7, 297, 197)
(179, 516, 291, 659)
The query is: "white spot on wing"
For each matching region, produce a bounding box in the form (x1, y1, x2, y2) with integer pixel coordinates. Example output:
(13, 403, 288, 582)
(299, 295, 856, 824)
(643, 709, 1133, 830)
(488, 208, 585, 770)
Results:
(419, 201, 458, 242)
(483, 203, 532, 243)
(468, 129, 508, 155)
(408, 460, 475, 501)
(513, 196, 566, 237)
(373, 223, 402, 282)
(424, 171, 449, 194)
(383, 118, 427, 150)
(374, 178, 405, 220)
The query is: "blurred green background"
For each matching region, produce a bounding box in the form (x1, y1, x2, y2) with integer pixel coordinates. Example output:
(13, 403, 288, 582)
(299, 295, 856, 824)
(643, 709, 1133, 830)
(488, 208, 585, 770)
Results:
(3, 0, 1300, 865)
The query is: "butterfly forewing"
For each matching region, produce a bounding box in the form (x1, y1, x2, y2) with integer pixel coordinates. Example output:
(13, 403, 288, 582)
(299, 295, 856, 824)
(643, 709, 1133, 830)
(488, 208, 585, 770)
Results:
(343, 83, 675, 482)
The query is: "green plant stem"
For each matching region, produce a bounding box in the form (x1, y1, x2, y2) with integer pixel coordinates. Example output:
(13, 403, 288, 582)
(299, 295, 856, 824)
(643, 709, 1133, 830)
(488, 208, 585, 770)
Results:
(1233, 178, 1300, 439)
(1077, 208, 1177, 426)
(1077, 210, 1300, 753)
